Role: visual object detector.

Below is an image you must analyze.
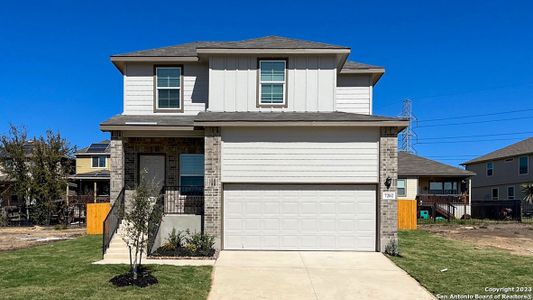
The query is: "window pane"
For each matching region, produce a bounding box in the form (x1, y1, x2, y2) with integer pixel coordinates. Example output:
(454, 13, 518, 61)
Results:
(429, 182, 443, 194)
(261, 83, 284, 104)
(519, 156, 528, 174)
(158, 89, 180, 108)
(508, 187, 514, 199)
(181, 176, 204, 187)
(157, 68, 180, 87)
(260, 61, 285, 82)
(397, 180, 405, 188)
(92, 157, 98, 167)
(492, 189, 498, 199)
(99, 156, 106, 167)
(180, 154, 204, 176)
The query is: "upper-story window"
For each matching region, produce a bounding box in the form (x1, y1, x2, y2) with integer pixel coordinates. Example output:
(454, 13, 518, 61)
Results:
(155, 66, 182, 111)
(519, 156, 529, 175)
(92, 156, 106, 168)
(486, 162, 493, 176)
(259, 60, 286, 105)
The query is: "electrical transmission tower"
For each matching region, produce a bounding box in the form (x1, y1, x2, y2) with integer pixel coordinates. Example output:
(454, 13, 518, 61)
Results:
(399, 99, 417, 153)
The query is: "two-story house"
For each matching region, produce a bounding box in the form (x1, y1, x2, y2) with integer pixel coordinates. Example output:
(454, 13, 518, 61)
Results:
(100, 36, 408, 256)
(463, 137, 532, 202)
(68, 140, 111, 203)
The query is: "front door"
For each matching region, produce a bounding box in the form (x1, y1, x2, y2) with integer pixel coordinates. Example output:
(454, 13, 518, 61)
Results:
(139, 155, 165, 190)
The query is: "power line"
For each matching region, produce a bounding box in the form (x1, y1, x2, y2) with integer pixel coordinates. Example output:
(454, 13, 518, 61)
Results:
(426, 155, 480, 158)
(418, 131, 533, 140)
(417, 115, 533, 128)
(417, 137, 525, 145)
(417, 108, 533, 123)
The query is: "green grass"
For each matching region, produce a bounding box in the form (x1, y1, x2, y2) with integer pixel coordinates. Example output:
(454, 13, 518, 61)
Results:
(389, 230, 533, 296)
(0, 235, 212, 300)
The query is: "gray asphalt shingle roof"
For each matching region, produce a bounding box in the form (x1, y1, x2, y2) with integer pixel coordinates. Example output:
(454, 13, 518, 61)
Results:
(342, 61, 383, 70)
(69, 169, 110, 179)
(112, 36, 348, 57)
(195, 111, 407, 123)
(399, 152, 475, 177)
(462, 137, 533, 165)
(100, 114, 197, 127)
(100, 112, 408, 129)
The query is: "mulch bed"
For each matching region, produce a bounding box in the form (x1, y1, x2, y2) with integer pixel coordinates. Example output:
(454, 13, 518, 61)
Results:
(109, 267, 158, 288)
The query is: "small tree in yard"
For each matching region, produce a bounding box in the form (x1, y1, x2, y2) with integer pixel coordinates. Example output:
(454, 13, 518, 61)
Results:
(117, 173, 163, 281)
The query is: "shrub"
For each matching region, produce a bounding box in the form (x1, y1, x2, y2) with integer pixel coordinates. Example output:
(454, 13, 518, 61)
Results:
(185, 232, 215, 257)
(167, 228, 186, 248)
(385, 238, 399, 256)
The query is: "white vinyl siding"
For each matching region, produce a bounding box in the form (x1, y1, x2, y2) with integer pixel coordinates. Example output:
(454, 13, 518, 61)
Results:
(335, 74, 372, 114)
(123, 63, 208, 115)
(209, 55, 337, 112)
(221, 127, 379, 183)
(223, 184, 376, 251)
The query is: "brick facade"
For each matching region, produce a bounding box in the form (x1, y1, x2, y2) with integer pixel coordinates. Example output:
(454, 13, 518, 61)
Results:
(123, 137, 203, 189)
(110, 131, 124, 204)
(379, 127, 400, 251)
(203, 127, 223, 249)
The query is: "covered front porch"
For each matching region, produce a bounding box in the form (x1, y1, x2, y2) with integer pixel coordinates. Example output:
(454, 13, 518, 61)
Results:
(103, 127, 207, 255)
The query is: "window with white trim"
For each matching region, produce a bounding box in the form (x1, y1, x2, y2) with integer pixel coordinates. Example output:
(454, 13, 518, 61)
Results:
(259, 60, 286, 105)
(507, 186, 515, 200)
(486, 162, 493, 176)
(519, 156, 529, 175)
(92, 156, 106, 168)
(397, 179, 406, 196)
(492, 187, 499, 200)
(155, 67, 181, 110)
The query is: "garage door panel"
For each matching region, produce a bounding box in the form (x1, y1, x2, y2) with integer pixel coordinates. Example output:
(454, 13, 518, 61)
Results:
(223, 184, 376, 251)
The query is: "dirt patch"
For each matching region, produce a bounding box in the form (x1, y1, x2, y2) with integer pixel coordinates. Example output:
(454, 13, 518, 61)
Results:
(420, 223, 533, 256)
(0, 226, 86, 251)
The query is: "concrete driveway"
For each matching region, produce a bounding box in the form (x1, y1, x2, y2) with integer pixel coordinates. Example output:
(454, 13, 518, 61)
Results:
(208, 251, 435, 300)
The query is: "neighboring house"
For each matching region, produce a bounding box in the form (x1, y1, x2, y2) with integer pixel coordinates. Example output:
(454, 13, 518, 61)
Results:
(462, 137, 533, 202)
(100, 35, 408, 256)
(68, 140, 111, 203)
(398, 152, 475, 223)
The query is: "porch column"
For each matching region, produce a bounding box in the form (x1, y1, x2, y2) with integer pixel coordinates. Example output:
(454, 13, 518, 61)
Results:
(93, 181, 97, 203)
(204, 127, 222, 250)
(379, 127, 399, 252)
(110, 131, 124, 204)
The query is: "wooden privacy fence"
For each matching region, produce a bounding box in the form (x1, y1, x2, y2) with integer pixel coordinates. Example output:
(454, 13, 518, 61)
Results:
(398, 200, 417, 230)
(86, 203, 111, 235)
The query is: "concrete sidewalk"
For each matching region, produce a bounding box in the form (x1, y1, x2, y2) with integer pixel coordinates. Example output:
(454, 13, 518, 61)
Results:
(208, 251, 435, 300)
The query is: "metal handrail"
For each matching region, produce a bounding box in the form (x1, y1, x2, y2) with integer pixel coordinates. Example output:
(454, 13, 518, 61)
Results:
(102, 187, 125, 256)
(162, 186, 204, 215)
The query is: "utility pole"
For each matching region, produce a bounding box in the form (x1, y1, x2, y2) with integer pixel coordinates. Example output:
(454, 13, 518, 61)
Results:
(399, 99, 417, 153)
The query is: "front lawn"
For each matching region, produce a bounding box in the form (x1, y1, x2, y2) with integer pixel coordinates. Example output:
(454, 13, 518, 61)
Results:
(0, 235, 212, 299)
(389, 230, 533, 297)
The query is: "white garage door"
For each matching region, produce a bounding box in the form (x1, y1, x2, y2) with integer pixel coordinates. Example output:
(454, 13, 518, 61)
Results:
(223, 184, 376, 251)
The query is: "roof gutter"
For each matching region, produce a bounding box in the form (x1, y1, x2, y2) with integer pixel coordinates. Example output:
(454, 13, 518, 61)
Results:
(193, 120, 409, 128)
(196, 48, 351, 55)
(110, 56, 199, 74)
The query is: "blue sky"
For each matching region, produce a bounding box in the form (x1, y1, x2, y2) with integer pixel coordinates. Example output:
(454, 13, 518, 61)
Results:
(1, 0, 532, 166)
